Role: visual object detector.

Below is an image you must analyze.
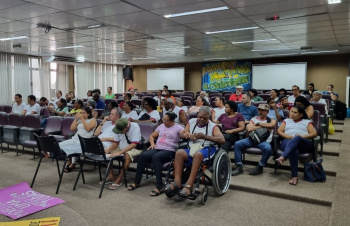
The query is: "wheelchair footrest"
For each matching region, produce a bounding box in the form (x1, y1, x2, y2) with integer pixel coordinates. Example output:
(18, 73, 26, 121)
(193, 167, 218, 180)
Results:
(188, 193, 198, 200)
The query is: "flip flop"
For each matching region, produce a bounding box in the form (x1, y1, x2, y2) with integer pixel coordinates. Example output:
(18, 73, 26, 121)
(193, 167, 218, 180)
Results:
(99, 180, 114, 185)
(127, 184, 140, 191)
(108, 183, 123, 190)
(149, 188, 164, 196)
(289, 178, 298, 185)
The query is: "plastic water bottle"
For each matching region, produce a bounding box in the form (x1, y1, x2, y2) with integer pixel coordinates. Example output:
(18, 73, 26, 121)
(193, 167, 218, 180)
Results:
(347, 108, 350, 118)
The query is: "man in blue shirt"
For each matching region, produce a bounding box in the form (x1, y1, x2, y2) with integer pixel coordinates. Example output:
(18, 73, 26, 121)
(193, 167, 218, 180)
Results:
(267, 98, 284, 126)
(93, 92, 106, 109)
(237, 93, 258, 124)
(322, 84, 338, 101)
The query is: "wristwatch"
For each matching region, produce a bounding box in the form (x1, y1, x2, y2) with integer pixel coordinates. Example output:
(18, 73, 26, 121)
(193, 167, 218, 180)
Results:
(256, 122, 260, 126)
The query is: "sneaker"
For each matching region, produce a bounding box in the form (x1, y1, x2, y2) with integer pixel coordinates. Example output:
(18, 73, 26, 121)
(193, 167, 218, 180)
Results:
(249, 165, 263, 175)
(231, 165, 243, 176)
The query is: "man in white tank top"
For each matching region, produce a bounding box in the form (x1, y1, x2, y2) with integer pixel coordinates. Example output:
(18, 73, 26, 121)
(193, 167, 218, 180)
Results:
(162, 99, 187, 126)
(232, 104, 276, 176)
(165, 106, 225, 199)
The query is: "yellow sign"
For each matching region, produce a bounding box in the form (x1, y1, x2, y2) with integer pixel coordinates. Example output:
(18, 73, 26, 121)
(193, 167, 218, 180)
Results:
(0, 217, 60, 226)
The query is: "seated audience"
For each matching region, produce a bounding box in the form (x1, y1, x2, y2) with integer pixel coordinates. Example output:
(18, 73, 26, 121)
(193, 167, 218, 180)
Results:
(92, 92, 106, 109)
(294, 96, 314, 119)
(92, 88, 105, 101)
(129, 112, 184, 195)
(322, 84, 338, 101)
(303, 82, 316, 97)
(267, 98, 284, 126)
(162, 85, 168, 95)
(237, 93, 258, 124)
(249, 89, 263, 102)
(199, 91, 210, 103)
(39, 97, 49, 107)
(162, 99, 187, 126)
(134, 98, 160, 123)
(279, 88, 287, 97)
(130, 89, 139, 100)
(87, 99, 99, 119)
(270, 89, 279, 102)
(22, 95, 41, 115)
(187, 97, 209, 114)
(54, 90, 64, 104)
(165, 90, 176, 104)
(105, 87, 114, 99)
(105, 118, 143, 189)
(278, 95, 290, 110)
(153, 90, 164, 106)
(11, 94, 26, 114)
(86, 90, 93, 99)
(99, 102, 118, 119)
(215, 101, 245, 152)
(212, 96, 225, 122)
(275, 106, 317, 185)
(311, 91, 328, 114)
(65, 93, 72, 105)
(288, 85, 301, 104)
(229, 85, 244, 101)
(118, 93, 131, 109)
(176, 99, 188, 112)
(59, 107, 97, 172)
(49, 98, 69, 116)
(164, 106, 225, 199)
(68, 99, 84, 116)
(121, 101, 138, 121)
(69, 91, 77, 104)
(232, 104, 276, 176)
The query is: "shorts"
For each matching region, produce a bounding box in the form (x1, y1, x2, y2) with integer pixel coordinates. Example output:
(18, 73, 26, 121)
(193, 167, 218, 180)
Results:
(115, 147, 142, 162)
(183, 146, 217, 166)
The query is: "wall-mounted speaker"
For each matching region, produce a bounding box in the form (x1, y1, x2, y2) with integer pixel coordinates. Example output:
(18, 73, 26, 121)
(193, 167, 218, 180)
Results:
(123, 66, 133, 81)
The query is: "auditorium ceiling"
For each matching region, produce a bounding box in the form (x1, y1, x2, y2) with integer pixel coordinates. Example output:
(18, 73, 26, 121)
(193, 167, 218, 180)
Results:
(0, 0, 349, 65)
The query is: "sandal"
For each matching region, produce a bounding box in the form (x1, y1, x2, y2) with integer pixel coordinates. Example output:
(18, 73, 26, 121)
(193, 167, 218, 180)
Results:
(164, 182, 182, 198)
(275, 157, 285, 166)
(127, 184, 140, 191)
(64, 163, 75, 173)
(108, 183, 123, 190)
(177, 184, 192, 200)
(289, 177, 298, 185)
(149, 188, 164, 196)
(99, 179, 115, 185)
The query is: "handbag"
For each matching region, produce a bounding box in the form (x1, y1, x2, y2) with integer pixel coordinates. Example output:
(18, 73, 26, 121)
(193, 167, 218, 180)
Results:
(124, 134, 145, 150)
(248, 117, 271, 144)
(328, 118, 335, 135)
(304, 158, 326, 182)
(188, 122, 208, 157)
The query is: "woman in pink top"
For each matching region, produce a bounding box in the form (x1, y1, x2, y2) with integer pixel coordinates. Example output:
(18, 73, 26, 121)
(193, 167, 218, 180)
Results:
(129, 112, 184, 196)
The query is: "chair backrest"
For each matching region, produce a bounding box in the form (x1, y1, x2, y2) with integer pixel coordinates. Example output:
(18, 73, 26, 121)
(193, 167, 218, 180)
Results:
(78, 135, 106, 160)
(173, 93, 181, 98)
(224, 93, 232, 101)
(0, 105, 4, 112)
(95, 109, 104, 117)
(117, 99, 124, 105)
(209, 92, 221, 98)
(36, 135, 61, 155)
(257, 94, 271, 101)
(8, 113, 24, 127)
(311, 102, 326, 117)
(131, 99, 142, 108)
(181, 96, 193, 102)
(183, 91, 194, 98)
(23, 114, 41, 128)
(312, 110, 321, 135)
(3, 105, 12, 113)
(189, 112, 198, 119)
(322, 94, 331, 103)
(282, 109, 289, 119)
(0, 112, 8, 125)
(114, 93, 123, 99)
(137, 122, 156, 143)
(104, 99, 116, 106)
(304, 94, 310, 101)
(61, 117, 76, 138)
(183, 99, 192, 107)
(253, 101, 267, 107)
(43, 116, 62, 136)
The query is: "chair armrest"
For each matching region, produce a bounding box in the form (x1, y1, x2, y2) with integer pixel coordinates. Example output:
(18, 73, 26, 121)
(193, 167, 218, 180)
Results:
(239, 131, 246, 140)
(48, 130, 62, 135)
(313, 136, 320, 159)
(273, 135, 280, 156)
(68, 132, 76, 139)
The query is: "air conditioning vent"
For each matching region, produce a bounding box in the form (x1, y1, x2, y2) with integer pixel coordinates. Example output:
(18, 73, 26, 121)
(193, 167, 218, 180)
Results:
(42, 55, 84, 65)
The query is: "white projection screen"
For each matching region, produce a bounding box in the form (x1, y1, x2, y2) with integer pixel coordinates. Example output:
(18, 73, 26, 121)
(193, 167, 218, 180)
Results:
(147, 68, 185, 90)
(252, 63, 307, 90)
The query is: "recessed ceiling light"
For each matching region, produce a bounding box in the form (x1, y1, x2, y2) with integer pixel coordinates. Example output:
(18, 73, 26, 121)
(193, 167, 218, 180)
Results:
(328, 0, 341, 4)
(263, 53, 299, 57)
(301, 50, 338, 54)
(0, 36, 28, 41)
(98, 52, 124, 55)
(232, 39, 277, 44)
(56, 45, 84, 50)
(164, 6, 229, 18)
(156, 46, 190, 51)
(132, 57, 156, 60)
(205, 26, 259, 34)
(87, 24, 103, 29)
(251, 48, 291, 52)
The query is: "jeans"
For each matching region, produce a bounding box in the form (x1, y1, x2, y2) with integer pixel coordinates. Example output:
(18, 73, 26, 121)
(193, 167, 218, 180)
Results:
(41, 118, 48, 128)
(280, 136, 314, 177)
(134, 149, 175, 189)
(234, 138, 272, 167)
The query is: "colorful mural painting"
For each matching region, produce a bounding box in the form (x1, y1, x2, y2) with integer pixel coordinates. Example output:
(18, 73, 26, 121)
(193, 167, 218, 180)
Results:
(202, 61, 252, 91)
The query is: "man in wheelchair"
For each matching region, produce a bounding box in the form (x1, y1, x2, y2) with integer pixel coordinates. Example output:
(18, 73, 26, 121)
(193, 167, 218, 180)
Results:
(165, 106, 225, 200)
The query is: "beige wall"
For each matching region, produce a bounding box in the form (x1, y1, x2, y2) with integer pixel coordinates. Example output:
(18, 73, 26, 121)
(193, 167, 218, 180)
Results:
(127, 54, 349, 102)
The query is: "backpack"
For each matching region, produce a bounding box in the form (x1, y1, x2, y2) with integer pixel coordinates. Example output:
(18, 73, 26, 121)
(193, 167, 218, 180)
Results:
(335, 101, 347, 120)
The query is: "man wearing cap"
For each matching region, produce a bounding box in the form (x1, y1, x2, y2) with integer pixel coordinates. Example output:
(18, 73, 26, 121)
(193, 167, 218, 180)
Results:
(162, 99, 187, 126)
(104, 118, 143, 190)
(229, 85, 244, 101)
(232, 104, 276, 176)
(237, 93, 258, 124)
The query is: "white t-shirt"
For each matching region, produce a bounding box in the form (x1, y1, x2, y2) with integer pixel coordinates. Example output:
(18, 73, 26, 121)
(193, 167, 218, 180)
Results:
(178, 106, 188, 112)
(97, 121, 116, 148)
(213, 106, 225, 121)
(113, 122, 141, 150)
(250, 117, 274, 142)
(153, 96, 164, 106)
(163, 106, 185, 124)
(121, 110, 139, 121)
(12, 102, 27, 114)
(283, 119, 312, 136)
(138, 110, 160, 123)
(24, 103, 41, 115)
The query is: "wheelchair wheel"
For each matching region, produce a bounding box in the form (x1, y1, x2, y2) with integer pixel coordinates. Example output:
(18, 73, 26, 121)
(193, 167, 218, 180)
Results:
(201, 186, 209, 205)
(212, 149, 231, 195)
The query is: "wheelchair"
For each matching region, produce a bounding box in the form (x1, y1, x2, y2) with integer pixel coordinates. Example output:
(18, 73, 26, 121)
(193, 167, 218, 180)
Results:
(164, 147, 232, 204)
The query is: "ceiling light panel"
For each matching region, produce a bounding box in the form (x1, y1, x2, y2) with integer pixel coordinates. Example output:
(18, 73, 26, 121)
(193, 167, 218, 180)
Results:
(164, 6, 229, 18)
